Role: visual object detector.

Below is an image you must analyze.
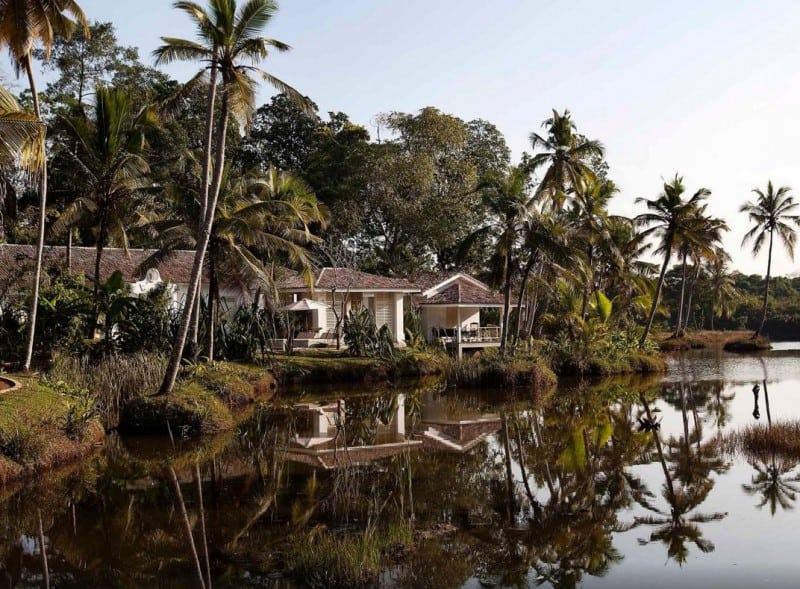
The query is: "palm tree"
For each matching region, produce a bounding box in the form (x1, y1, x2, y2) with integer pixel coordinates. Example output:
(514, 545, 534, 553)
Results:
(634, 175, 710, 346)
(527, 109, 604, 210)
(671, 208, 727, 336)
(459, 165, 530, 354)
(52, 86, 156, 314)
(155, 0, 308, 395)
(567, 177, 621, 320)
(0, 0, 88, 370)
(706, 257, 737, 330)
(740, 181, 800, 338)
(145, 165, 325, 359)
(0, 83, 44, 174)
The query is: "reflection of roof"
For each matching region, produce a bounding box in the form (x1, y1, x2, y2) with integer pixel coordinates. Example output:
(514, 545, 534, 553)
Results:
(285, 441, 422, 469)
(0, 244, 197, 284)
(279, 267, 419, 292)
(418, 418, 501, 453)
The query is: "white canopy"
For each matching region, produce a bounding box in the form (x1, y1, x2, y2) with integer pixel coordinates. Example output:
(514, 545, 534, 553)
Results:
(280, 298, 330, 312)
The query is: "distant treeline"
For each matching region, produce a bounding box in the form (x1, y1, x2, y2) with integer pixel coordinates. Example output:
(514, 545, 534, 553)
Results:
(662, 269, 800, 339)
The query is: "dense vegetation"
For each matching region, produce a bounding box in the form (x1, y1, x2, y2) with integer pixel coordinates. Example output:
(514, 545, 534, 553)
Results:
(0, 0, 798, 390)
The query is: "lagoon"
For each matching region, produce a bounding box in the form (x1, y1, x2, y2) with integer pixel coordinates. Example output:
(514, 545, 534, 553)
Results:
(2, 346, 800, 587)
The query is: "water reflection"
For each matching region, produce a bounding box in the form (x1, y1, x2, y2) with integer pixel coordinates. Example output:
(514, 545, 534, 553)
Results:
(3, 350, 800, 586)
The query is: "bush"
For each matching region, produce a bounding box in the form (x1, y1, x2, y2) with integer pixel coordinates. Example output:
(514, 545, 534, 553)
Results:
(343, 308, 395, 359)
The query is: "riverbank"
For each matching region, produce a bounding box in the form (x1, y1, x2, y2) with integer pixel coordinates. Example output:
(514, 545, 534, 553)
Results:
(655, 329, 759, 351)
(0, 375, 104, 483)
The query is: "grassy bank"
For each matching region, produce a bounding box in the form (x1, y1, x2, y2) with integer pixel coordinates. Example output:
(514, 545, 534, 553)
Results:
(0, 375, 104, 483)
(271, 349, 446, 385)
(655, 330, 759, 351)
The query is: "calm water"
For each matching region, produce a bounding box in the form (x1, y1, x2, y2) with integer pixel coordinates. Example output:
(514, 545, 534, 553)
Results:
(2, 347, 800, 588)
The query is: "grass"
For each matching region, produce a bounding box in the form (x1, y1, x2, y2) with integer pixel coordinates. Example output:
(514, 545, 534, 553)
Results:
(723, 336, 772, 352)
(726, 420, 800, 456)
(655, 330, 757, 351)
(444, 352, 557, 390)
(49, 351, 167, 429)
(271, 348, 446, 384)
(0, 375, 104, 483)
(287, 520, 414, 589)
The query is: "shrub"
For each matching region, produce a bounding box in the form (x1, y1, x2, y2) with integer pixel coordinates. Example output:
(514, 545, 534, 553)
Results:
(343, 308, 395, 359)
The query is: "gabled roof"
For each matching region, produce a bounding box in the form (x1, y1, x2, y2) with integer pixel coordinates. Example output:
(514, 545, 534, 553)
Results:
(0, 244, 197, 284)
(278, 267, 419, 293)
(414, 272, 505, 307)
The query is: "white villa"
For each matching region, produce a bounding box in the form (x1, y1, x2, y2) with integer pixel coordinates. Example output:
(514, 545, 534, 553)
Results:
(414, 272, 509, 357)
(276, 267, 419, 347)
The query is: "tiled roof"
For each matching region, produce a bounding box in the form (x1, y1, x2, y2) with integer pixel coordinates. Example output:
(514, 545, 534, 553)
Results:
(419, 280, 505, 306)
(0, 244, 197, 284)
(279, 267, 419, 292)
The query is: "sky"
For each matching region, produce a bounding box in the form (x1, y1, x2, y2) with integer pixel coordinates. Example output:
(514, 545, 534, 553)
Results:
(5, 0, 800, 276)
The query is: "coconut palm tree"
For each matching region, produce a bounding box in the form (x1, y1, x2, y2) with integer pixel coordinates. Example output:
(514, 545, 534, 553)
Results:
(155, 0, 309, 394)
(567, 177, 622, 320)
(527, 109, 604, 210)
(634, 175, 710, 346)
(51, 86, 157, 313)
(144, 165, 325, 359)
(459, 165, 531, 354)
(706, 256, 737, 330)
(740, 181, 800, 338)
(0, 0, 89, 369)
(0, 83, 44, 174)
(671, 208, 728, 336)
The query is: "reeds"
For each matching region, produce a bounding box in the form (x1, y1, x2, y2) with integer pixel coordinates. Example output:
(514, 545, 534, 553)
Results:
(50, 352, 167, 429)
(727, 420, 800, 456)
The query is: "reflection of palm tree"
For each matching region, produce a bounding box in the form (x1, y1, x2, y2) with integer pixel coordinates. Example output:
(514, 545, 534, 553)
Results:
(743, 455, 800, 515)
(633, 395, 726, 565)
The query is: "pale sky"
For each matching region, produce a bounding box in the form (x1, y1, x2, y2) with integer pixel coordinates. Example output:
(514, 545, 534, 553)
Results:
(7, 0, 800, 276)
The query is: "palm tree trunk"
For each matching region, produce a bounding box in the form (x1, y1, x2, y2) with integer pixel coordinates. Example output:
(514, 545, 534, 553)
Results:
(673, 252, 687, 337)
(512, 254, 537, 348)
(755, 230, 774, 338)
(499, 249, 512, 357)
(189, 61, 219, 361)
(640, 248, 672, 347)
(580, 246, 594, 320)
(160, 83, 231, 395)
(206, 252, 217, 360)
(681, 263, 700, 333)
(22, 55, 47, 371)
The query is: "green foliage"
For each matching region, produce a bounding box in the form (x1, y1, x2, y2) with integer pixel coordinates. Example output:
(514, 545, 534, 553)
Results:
(342, 308, 395, 359)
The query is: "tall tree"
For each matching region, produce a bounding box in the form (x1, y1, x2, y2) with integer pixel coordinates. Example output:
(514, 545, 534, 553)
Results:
(527, 109, 604, 210)
(0, 0, 89, 370)
(740, 181, 800, 338)
(459, 165, 531, 355)
(52, 86, 156, 314)
(635, 175, 710, 346)
(154, 0, 307, 395)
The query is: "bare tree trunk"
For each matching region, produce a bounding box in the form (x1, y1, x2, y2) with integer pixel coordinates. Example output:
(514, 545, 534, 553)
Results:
(23, 55, 47, 371)
(681, 263, 701, 334)
(160, 83, 231, 395)
(754, 230, 774, 338)
(499, 250, 512, 357)
(673, 252, 687, 337)
(206, 253, 217, 360)
(189, 61, 219, 361)
(512, 253, 537, 348)
(640, 247, 672, 347)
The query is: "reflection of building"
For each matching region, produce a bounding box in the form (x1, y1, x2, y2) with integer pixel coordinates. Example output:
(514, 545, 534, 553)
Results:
(285, 395, 422, 469)
(416, 390, 501, 452)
